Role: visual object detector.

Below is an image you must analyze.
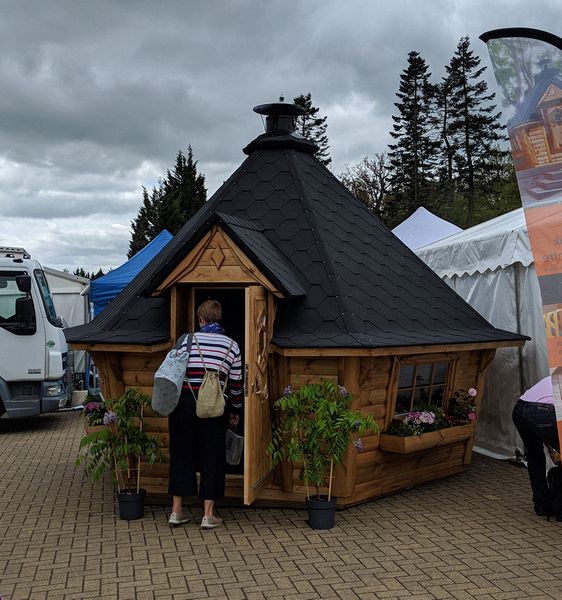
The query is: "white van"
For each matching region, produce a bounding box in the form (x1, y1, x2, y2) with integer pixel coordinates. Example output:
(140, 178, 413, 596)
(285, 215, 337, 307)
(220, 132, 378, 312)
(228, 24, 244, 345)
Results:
(0, 247, 69, 418)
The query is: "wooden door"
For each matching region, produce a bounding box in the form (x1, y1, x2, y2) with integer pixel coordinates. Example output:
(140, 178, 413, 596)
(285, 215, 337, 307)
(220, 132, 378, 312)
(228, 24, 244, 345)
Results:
(244, 285, 272, 504)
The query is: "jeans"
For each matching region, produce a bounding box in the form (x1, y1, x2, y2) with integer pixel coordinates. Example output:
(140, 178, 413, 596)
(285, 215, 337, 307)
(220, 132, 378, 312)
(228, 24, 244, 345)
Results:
(512, 399, 559, 513)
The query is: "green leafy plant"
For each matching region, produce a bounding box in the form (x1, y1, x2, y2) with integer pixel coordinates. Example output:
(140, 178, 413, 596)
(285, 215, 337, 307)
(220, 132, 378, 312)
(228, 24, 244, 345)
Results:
(76, 388, 162, 494)
(268, 380, 378, 501)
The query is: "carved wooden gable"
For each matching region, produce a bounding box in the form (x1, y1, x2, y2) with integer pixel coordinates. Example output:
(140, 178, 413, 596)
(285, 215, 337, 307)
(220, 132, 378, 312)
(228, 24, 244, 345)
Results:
(155, 225, 281, 296)
(541, 83, 562, 105)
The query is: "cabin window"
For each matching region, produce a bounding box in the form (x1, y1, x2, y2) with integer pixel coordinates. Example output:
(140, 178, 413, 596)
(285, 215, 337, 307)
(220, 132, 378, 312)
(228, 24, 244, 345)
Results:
(395, 361, 450, 415)
(0, 270, 37, 336)
(34, 269, 58, 326)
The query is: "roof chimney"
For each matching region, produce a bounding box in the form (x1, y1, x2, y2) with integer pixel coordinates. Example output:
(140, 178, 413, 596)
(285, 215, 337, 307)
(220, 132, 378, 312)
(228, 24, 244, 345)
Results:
(253, 101, 305, 135)
(243, 99, 317, 156)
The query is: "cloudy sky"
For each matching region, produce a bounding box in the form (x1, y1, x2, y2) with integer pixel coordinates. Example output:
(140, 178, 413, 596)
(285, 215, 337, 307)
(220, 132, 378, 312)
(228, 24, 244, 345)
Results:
(1, 0, 560, 273)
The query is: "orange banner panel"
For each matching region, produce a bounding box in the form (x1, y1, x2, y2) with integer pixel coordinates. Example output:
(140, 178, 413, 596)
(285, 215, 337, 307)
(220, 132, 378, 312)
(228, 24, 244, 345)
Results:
(525, 204, 562, 277)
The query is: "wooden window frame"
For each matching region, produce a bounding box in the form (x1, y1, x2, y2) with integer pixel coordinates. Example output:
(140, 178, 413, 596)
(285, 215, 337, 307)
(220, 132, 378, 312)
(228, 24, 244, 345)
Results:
(384, 353, 459, 430)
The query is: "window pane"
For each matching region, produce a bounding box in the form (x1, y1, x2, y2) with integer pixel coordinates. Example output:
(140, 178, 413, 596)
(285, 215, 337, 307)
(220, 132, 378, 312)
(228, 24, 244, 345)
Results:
(414, 387, 430, 408)
(34, 269, 58, 325)
(429, 386, 445, 407)
(398, 365, 415, 389)
(415, 364, 432, 387)
(433, 362, 448, 384)
(396, 390, 412, 414)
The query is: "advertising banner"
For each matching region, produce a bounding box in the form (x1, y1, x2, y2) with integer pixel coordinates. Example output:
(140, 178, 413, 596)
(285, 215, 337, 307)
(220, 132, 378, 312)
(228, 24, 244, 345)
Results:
(481, 28, 562, 449)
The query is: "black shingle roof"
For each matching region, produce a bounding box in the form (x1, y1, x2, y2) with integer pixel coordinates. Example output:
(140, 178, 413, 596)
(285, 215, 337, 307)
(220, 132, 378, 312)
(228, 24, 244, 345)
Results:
(508, 67, 562, 128)
(65, 105, 527, 349)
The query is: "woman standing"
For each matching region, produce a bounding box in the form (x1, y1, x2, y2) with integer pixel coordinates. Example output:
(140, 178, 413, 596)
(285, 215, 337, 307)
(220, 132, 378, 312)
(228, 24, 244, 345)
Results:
(168, 299, 242, 528)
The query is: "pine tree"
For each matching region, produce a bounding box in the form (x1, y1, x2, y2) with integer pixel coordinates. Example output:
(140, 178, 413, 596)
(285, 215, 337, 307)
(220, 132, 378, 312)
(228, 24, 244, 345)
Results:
(128, 147, 206, 257)
(293, 93, 331, 166)
(429, 79, 459, 208)
(128, 187, 159, 257)
(73, 267, 105, 280)
(387, 51, 437, 223)
(445, 36, 506, 226)
(163, 147, 207, 227)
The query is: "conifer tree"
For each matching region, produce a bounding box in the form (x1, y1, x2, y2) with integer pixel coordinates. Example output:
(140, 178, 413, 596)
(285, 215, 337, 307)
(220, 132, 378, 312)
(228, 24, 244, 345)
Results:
(128, 147, 206, 257)
(445, 36, 506, 226)
(387, 51, 437, 223)
(294, 92, 331, 166)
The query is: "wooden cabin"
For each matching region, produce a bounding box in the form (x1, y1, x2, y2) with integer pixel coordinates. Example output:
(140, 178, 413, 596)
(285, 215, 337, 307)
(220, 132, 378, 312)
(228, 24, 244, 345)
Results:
(508, 66, 562, 174)
(66, 101, 526, 507)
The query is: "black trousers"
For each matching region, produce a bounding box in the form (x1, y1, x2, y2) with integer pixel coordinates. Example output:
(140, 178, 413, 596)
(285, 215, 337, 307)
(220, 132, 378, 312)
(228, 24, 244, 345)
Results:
(168, 388, 226, 500)
(512, 399, 560, 513)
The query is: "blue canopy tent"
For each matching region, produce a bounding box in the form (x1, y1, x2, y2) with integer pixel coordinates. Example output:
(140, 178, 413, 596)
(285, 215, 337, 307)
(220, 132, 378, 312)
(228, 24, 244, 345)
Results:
(90, 230, 173, 317)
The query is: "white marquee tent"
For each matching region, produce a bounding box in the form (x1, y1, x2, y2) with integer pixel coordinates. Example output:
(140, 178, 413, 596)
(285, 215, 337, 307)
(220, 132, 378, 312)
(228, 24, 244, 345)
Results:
(416, 208, 548, 459)
(44, 267, 90, 381)
(392, 206, 463, 250)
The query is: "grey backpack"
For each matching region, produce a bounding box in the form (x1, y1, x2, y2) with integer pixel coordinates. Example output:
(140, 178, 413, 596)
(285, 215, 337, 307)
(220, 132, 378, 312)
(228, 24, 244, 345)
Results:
(187, 335, 234, 419)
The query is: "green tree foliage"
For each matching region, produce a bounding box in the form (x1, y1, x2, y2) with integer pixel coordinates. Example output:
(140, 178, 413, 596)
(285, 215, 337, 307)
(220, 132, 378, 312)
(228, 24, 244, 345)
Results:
(444, 36, 507, 226)
(73, 267, 105, 280)
(128, 147, 206, 257)
(387, 51, 438, 225)
(294, 92, 331, 166)
(341, 38, 520, 230)
(339, 153, 390, 219)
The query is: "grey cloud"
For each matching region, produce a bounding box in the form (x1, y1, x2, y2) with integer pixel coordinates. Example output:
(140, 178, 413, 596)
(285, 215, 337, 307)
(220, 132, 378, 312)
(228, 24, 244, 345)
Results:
(1, 0, 562, 271)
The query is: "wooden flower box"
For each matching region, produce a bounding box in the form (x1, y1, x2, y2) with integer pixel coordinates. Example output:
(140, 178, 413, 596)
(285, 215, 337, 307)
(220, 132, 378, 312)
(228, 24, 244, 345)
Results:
(379, 423, 475, 454)
(83, 421, 109, 436)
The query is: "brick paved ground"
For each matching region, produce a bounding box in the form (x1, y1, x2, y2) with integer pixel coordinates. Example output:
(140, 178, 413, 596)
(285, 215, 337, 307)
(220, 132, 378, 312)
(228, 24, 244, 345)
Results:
(1, 411, 561, 600)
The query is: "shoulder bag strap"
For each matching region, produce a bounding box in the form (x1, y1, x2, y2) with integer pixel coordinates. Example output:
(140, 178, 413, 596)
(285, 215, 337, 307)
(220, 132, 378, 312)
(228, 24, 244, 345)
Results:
(174, 333, 188, 350)
(218, 339, 234, 394)
(193, 334, 208, 372)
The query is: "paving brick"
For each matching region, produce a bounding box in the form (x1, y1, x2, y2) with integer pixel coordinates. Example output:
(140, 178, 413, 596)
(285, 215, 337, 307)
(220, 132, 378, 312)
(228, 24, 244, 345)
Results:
(2, 411, 562, 600)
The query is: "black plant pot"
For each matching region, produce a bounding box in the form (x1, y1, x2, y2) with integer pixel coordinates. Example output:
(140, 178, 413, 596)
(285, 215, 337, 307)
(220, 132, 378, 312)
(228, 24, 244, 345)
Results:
(117, 489, 146, 520)
(306, 495, 337, 530)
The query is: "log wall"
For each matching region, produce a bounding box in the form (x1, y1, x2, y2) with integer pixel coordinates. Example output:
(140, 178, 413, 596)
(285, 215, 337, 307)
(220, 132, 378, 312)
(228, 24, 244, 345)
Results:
(91, 345, 494, 507)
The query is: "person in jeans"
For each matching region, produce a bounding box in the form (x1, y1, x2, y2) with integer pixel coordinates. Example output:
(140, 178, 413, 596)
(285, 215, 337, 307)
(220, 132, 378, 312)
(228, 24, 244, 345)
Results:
(168, 300, 242, 528)
(512, 376, 560, 516)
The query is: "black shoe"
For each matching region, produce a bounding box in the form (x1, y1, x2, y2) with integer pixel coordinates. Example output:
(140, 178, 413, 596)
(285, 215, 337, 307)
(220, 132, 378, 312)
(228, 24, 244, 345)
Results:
(535, 507, 549, 517)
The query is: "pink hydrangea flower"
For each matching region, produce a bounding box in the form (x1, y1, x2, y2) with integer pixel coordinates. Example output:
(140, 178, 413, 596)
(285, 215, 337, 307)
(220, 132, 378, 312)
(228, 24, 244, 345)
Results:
(419, 411, 435, 424)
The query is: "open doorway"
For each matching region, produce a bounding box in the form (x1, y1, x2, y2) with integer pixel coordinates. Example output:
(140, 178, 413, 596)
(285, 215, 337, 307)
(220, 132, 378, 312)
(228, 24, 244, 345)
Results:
(193, 287, 246, 475)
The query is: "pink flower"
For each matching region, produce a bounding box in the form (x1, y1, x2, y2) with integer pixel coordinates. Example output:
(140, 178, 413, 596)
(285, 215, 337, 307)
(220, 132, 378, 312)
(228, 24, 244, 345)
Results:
(419, 411, 435, 424)
(467, 388, 477, 397)
(468, 410, 477, 422)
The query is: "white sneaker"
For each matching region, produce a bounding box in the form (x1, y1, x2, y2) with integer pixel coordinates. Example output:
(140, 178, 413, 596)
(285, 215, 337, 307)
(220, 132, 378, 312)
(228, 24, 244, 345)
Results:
(168, 512, 190, 526)
(201, 515, 223, 529)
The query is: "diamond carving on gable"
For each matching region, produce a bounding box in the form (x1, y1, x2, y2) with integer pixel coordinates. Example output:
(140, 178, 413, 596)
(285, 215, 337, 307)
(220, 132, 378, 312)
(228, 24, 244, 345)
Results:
(211, 246, 226, 270)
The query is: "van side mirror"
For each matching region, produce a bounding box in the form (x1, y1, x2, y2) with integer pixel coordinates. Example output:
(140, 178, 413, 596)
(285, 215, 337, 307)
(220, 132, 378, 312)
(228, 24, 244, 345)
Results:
(16, 275, 31, 294)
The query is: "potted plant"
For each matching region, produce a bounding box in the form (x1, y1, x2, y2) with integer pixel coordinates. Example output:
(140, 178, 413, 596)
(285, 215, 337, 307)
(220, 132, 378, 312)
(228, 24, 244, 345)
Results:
(76, 388, 162, 520)
(268, 380, 377, 529)
(379, 388, 478, 454)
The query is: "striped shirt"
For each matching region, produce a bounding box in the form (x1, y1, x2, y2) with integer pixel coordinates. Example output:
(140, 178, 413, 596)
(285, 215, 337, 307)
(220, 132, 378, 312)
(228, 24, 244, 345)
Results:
(180, 332, 243, 412)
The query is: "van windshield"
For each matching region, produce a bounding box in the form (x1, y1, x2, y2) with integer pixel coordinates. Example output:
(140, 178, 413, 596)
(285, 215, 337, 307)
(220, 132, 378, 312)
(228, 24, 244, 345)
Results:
(34, 269, 58, 326)
(0, 271, 37, 335)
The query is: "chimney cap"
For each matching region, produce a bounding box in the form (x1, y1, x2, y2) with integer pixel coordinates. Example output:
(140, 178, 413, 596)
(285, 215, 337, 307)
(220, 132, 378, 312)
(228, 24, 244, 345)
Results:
(253, 102, 305, 117)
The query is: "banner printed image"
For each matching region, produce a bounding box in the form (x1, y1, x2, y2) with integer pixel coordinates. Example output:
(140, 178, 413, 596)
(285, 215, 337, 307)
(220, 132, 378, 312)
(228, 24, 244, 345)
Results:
(481, 28, 562, 449)
(485, 33, 562, 208)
